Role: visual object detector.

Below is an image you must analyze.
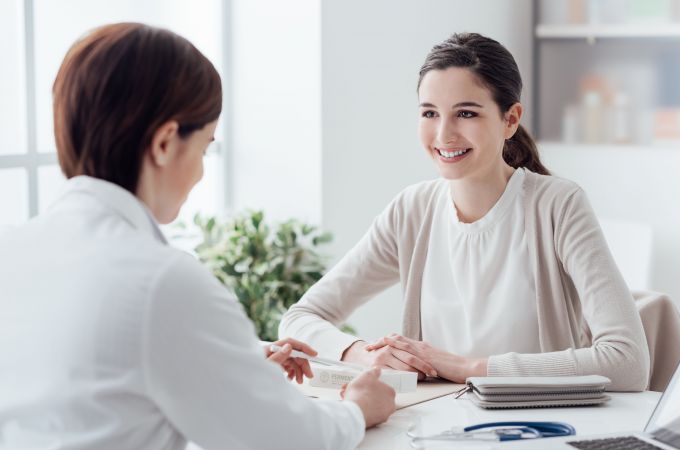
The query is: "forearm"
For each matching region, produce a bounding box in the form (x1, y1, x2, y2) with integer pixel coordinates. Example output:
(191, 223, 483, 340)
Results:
(279, 304, 361, 360)
(488, 343, 649, 391)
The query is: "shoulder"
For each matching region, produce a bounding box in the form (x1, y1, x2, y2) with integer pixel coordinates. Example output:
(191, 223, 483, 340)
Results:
(524, 170, 587, 211)
(151, 248, 227, 299)
(389, 178, 445, 212)
(376, 178, 445, 231)
(146, 247, 244, 331)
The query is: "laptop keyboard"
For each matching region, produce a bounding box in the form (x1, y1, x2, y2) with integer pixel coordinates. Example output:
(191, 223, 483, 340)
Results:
(567, 436, 664, 450)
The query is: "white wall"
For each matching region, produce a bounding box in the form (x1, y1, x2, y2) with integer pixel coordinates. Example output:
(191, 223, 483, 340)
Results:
(230, 0, 322, 224)
(320, 0, 534, 339)
(541, 145, 680, 305)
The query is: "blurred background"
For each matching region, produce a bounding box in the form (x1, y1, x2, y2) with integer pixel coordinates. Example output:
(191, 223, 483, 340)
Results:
(1, 0, 679, 340)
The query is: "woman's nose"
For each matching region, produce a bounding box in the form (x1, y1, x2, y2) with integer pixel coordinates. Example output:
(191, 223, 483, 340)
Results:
(436, 119, 459, 145)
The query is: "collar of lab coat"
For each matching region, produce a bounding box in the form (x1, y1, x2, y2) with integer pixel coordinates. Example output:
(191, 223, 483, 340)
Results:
(60, 175, 168, 244)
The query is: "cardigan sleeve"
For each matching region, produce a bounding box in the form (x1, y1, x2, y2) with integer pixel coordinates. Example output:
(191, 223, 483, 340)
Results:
(279, 198, 402, 359)
(488, 188, 650, 391)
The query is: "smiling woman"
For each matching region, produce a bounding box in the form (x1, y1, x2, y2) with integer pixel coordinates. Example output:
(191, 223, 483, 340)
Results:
(280, 32, 651, 392)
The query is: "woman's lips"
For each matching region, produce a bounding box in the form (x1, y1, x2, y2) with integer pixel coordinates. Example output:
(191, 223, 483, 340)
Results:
(436, 147, 472, 163)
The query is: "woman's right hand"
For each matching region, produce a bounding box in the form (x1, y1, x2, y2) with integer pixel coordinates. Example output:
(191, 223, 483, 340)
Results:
(342, 340, 438, 379)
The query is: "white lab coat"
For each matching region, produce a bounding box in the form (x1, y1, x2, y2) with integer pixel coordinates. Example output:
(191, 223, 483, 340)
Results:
(0, 176, 364, 450)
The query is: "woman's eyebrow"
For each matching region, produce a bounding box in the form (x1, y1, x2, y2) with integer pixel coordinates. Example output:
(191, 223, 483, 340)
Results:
(452, 101, 483, 108)
(419, 101, 483, 108)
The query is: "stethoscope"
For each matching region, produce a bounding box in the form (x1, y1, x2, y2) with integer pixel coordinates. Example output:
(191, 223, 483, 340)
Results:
(407, 421, 576, 444)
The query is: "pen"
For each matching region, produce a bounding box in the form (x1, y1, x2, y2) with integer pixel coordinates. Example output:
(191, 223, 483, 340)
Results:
(269, 344, 367, 371)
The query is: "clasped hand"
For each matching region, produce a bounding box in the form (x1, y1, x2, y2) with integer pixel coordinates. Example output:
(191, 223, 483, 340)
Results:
(345, 333, 487, 383)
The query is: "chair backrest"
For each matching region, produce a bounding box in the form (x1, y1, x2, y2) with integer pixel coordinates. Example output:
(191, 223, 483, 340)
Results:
(633, 290, 680, 392)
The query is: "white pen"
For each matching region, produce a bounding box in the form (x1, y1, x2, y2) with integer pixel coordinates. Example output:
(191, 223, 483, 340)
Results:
(269, 344, 366, 371)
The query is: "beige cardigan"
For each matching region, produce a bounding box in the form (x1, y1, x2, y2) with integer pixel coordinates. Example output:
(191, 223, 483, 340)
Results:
(280, 171, 650, 391)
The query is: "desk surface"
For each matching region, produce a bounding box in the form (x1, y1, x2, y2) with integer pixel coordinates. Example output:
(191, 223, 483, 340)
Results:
(358, 390, 662, 449)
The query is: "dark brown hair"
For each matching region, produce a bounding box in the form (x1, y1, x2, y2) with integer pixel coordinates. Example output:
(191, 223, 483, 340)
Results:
(418, 33, 549, 175)
(53, 22, 222, 193)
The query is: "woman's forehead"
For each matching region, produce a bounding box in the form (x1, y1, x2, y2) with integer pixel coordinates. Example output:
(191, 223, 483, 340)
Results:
(418, 68, 492, 105)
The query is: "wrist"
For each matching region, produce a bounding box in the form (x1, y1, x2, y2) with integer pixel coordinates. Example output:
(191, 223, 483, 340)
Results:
(467, 357, 488, 378)
(342, 340, 368, 365)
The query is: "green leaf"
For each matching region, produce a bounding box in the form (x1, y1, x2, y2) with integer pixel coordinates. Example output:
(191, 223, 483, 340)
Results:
(190, 210, 349, 340)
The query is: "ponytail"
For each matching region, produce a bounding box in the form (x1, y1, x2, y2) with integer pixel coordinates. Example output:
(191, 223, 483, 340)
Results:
(503, 125, 550, 175)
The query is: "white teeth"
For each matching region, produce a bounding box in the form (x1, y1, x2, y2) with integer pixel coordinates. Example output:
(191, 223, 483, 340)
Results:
(438, 148, 469, 158)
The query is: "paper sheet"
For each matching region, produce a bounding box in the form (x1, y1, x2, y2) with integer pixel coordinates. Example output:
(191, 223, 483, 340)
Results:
(295, 379, 465, 410)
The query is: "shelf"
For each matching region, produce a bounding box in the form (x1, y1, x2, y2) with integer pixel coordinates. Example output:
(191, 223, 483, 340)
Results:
(536, 23, 680, 40)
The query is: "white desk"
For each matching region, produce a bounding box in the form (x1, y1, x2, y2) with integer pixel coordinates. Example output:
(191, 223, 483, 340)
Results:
(358, 391, 662, 449)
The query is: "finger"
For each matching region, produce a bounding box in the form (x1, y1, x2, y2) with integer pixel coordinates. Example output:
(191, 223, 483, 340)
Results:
(367, 366, 382, 378)
(283, 358, 302, 384)
(383, 336, 417, 354)
(390, 348, 437, 377)
(295, 358, 314, 379)
(267, 343, 292, 364)
(383, 355, 416, 372)
(376, 349, 424, 373)
(275, 338, 317, 356)
(364, 337, 390, 351)
(294, 363, 304, 384)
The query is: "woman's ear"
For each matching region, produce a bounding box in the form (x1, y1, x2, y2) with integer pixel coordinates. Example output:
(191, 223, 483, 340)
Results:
(504, 103, 523, 139)
(148, 121, 180, 167)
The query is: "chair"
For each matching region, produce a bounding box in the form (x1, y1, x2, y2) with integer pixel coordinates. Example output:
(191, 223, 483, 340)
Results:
(633, 290, 680, 392)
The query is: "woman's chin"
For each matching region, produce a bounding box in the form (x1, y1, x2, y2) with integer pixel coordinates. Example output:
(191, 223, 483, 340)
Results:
(436, 166, 467, 181)
(158, 205, 182, 225)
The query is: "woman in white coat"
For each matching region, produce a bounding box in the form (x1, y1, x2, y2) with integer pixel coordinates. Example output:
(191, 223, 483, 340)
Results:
(0, 23, 394, 450)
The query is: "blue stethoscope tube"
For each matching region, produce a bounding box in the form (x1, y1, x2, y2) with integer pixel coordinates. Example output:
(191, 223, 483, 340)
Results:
(465, 421, 576, 440)
(407, 421, 576, 443)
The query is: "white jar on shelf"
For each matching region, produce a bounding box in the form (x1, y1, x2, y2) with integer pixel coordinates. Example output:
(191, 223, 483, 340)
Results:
(611, 92, 631, 143)
(582, 90, 604, 143)
(562, 104, 580, 143)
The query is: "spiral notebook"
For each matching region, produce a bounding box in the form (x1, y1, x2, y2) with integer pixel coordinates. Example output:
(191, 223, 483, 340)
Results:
(457, 375, 612, 409)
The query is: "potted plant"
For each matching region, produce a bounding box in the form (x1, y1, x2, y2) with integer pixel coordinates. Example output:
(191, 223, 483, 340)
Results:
(191, 210, 353, 341)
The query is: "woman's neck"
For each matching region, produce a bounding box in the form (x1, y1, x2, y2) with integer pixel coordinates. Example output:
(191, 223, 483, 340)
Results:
(449, 163, 516, 224)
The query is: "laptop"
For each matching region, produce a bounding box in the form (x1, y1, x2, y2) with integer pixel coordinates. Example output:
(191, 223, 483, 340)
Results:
(505, 363, 680, 449)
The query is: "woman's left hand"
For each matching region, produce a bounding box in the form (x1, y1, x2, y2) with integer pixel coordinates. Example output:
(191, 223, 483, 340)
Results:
(365, 333, 488, 383)
(265, 337, 317, 384)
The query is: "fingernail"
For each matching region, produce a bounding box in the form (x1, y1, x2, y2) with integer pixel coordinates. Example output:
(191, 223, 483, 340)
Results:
(430, 370, 438, 377)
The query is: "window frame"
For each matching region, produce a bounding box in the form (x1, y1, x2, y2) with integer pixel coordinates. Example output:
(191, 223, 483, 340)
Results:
(0, 0, 232, 222)
(0, 0, 58, 218)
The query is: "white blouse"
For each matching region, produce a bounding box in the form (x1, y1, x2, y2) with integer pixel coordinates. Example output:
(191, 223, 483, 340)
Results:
(421, 168, 541, 357)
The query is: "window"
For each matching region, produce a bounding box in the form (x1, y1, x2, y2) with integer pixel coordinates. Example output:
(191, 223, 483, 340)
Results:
(0, 0, 227, 229)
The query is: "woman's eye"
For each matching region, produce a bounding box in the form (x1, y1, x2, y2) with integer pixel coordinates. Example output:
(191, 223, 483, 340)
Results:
(457, 110, 477, 119)
(421, 110, 437, 118)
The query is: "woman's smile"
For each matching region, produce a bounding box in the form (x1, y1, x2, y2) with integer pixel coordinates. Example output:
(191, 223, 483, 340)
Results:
(435, 147, 472, 163)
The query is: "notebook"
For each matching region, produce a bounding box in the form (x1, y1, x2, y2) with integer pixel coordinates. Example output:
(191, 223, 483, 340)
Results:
(460, 375, 611, 409)
(501, 363, 680, 449)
